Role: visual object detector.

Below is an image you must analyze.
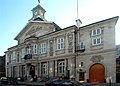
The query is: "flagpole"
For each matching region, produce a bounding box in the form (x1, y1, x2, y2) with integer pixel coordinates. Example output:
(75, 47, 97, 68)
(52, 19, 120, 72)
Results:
(77, 0, 79, 19)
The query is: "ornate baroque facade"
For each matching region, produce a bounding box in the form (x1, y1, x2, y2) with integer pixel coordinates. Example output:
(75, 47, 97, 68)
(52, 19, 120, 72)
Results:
(5, 3, 118, 83)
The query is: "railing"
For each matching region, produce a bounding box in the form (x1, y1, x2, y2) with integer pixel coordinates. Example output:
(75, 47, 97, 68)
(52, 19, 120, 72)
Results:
(75, 45, 85, 52)
(24, 54, 32, 60)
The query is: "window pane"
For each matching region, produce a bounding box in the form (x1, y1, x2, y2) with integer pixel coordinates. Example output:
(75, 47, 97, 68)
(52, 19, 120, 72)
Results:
(61, 43, 64, 49)
(97, 29, 101, 34)
(97, 38, 101, 44)
(93, 39, 96, 44)
(93, 30, 96, 35)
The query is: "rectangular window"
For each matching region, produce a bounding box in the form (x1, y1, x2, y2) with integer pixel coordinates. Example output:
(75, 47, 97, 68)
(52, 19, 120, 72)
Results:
(92, 28, 101, 36)
(58, 61, 65, 74)
(80, 42, 85, 49)
(9, 54, 12, 63)
(27, 47, 31, 54)
(57, 37, 64, 50)
(12, 52, 16, 60)
(41, 42, 47, 54)
(16, 52, 19, 62)
(42, 63, 47, 75)
(21, 48, 25, 58)
(92, 38, 101, 45)
(33, 44, 38, 54)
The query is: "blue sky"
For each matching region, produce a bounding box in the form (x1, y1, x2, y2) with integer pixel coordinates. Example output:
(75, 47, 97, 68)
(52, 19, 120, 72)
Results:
(0, 0, 120, 56)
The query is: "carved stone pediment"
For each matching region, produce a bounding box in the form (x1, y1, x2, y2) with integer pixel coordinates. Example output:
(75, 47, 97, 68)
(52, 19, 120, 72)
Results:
(26, 26, 42, 36)
(90, 55, 104, 63)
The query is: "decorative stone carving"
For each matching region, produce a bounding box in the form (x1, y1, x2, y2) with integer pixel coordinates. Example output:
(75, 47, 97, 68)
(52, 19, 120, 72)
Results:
(67, 34, 73, 53)
(49, 39, 53, 56)
(26, 26, 42, 36)
(90, 55, 104, 63)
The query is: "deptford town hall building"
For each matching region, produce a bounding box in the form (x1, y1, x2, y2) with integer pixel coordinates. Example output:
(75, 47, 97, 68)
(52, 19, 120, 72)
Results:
(5, 3, 119, 83)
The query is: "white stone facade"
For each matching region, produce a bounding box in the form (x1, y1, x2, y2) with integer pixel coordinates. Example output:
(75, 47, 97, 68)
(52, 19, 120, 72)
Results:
(5, 4, 118, 83)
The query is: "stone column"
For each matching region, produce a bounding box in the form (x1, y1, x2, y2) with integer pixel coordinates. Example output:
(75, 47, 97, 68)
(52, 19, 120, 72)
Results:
(47, 61, 49, 76)
(49, 61, 54, 77)
(64, 59, 67, 76)
(53, 38, 56, 56)
(39, 62, 41, 77)
(55, 60, 57, 77)
(35, 64, 38, 76)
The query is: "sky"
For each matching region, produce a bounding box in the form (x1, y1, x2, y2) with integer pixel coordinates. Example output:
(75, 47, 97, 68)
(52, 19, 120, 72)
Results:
(0, 0, 120, 56)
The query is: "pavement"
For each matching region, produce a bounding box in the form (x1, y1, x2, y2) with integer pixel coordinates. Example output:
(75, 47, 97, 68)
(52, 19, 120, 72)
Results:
(18, 81, 120, 86)
(18, 81, 45, 86)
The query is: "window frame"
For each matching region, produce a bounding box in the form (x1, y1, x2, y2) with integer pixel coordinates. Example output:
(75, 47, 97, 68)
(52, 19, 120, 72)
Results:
(57, 37, 64, 50)
(33, 44, 38, 54)
(40, 42, 47, 54)
(42, 63, 47, 75)
(92, 28, 101, 36)
(92, 37, 102, 45)
(80, 42, 85, 49)
(58, 61, 65, 74)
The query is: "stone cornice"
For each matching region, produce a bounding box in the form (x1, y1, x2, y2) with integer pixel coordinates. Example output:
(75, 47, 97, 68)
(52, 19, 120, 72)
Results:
(39, 53, 75, 62)
(77, 48, 116, 56)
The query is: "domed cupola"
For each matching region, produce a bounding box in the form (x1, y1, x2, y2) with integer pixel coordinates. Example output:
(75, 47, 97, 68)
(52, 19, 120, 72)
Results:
(31, 2, 46, 21)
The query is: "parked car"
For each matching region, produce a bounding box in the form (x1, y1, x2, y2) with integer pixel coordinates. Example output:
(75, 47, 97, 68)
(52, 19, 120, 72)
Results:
(44, 79, 83, 86)
(8, 77, 18, 84)
(0, 77, 8, 84)
(0, 77, 18, 85)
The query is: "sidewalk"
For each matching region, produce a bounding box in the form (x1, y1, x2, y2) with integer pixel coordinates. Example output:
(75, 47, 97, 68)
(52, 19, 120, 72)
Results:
(18, 81, 120, 86)
(18, 81, 45, 86)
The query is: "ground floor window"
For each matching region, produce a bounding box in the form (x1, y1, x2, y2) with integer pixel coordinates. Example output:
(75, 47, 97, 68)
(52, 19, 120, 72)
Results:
(42, 63, 47, 75)
(58, 61, 65, 75)
(22, 65, 26, 77)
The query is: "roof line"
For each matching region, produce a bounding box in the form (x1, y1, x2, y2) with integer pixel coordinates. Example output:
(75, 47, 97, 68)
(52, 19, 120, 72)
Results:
(79, 16, 119, 29)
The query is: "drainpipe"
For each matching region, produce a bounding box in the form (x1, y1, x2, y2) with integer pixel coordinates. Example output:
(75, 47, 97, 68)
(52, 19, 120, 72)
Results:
(74, 29, 77, 80)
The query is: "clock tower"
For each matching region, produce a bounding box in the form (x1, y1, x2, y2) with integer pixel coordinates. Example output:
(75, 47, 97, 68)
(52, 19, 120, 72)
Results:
(31, 3, 46, 21)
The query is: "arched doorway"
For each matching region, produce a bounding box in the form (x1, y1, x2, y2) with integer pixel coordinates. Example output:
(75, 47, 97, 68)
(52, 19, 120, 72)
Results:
(89, 63, 105, 83)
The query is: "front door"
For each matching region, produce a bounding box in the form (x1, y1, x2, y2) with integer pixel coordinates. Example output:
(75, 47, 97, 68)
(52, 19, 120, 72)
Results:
(79, 72, 85, 81)
(29, 65, 35, 78)
(89, 63, 105, 83)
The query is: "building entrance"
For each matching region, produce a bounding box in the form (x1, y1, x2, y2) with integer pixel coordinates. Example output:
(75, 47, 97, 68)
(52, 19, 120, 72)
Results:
(79, 72, 85, 81)
(29, 65, 35, 78)
(89, 63, 105, 83)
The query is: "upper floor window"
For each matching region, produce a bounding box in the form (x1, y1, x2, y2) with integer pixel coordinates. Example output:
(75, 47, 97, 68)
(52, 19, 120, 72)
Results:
(92, 38, 101, 45)
(80, 42, 85, 49)
(92, 28, 101, 36)
(40, 42, 47, 54)
(26, 47, 31, 54)
(33, 44, 38, 54)
(21, 48, 25, 58)
(12, 52, 16, 60)
(57, 37, 64, 50)
(9, 54, 12, 63)
(16, 52, 20, 62)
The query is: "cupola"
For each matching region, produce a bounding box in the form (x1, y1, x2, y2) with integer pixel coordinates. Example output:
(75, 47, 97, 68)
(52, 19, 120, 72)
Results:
(31, 3, 46, 21)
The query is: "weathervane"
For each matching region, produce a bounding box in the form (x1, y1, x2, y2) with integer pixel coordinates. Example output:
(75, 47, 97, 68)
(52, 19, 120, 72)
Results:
(38, 0, 40, 4)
